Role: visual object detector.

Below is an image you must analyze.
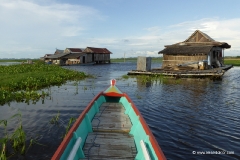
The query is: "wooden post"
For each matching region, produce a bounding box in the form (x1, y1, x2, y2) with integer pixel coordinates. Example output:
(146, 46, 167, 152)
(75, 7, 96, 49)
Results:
(223, 48, 224, 65)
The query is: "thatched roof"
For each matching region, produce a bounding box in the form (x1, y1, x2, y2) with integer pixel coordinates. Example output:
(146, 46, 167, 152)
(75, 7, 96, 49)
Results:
(184, 30, 215, 42)
(159, 45, 213, 55)
(159, 30, 231, 55)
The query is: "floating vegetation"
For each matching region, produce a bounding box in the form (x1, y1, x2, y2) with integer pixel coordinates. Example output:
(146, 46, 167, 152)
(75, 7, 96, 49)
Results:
(0, 90, 49, 106)
(122, 75, 129, 79)
(135, 93, 142, 99)
(83, 86, 88, 91)
(49, 111, 60, 124)
(0, 60, 87, 105)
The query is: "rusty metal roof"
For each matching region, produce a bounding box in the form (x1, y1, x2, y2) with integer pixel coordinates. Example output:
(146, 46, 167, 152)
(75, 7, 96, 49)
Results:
(84, 47, 112, 54)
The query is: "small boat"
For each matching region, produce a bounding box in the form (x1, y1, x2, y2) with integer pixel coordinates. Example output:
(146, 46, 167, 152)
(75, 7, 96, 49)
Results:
(52, 79, 166, 160)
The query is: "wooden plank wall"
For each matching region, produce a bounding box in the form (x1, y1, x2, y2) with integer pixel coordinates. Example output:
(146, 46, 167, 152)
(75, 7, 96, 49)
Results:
(162, 55, 207, 68)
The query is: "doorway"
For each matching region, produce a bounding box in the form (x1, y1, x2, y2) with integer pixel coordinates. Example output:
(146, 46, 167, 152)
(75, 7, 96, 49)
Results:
(83, 56, 85, 63)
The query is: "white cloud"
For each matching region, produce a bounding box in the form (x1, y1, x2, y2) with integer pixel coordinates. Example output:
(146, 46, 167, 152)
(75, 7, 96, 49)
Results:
(0, 0, 103, 58)
(169, 18, 240, 50)
(121, 18, 240, 57)
(1, 2, 240, 59)
(81, 18, 240, 58)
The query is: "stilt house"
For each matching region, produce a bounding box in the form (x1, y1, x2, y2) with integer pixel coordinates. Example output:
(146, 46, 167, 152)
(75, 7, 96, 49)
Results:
(158, 30, 231, 69)
(63, 48, 85, 65)
(83, 47, 112, 64)
(41, 47, 112, 65)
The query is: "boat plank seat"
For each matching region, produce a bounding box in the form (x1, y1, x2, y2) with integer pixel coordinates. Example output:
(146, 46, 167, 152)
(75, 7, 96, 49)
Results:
(81, 132, 136, 159)
(92, 102, 132, 133)
(81, 102, 137, 159)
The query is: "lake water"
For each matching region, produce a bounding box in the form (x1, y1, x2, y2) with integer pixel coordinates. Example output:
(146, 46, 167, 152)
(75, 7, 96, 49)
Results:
(0, 62, 21, 66)
(0, 62, 239, 160)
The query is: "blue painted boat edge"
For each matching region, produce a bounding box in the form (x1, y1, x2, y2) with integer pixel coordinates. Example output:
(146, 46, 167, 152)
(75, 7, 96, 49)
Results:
(122, 93, 166, 160)
(59, 95, 106, 160)
(51, 92, 105, 160)
(52, 82, 166, 160)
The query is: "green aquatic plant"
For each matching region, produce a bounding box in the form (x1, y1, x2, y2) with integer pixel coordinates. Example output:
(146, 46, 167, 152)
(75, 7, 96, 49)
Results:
(224, 59, 240, 66)
(83, 86, 88, 91)
(0, 61, 87, 105)
(49, 111, 60, 124)
(64, 117, 77, 138)
(122, 75, 129, 79)
(48, 112, 77, 140)
(0, 113, 39, 159)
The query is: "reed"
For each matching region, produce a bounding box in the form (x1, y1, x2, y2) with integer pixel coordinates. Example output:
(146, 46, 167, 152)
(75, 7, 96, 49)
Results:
(0, 114, 34, 159)
(64, 117, 77, 138)
(49, 111, 60, 124)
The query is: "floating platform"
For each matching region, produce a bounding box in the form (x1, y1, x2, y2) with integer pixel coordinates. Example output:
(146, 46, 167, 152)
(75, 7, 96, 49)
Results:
(128, 65, 233, 79)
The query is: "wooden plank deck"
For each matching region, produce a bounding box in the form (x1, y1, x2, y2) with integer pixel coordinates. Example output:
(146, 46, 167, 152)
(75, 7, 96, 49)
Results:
(128, 65, 233, 78)
(81, 102, 137, 159)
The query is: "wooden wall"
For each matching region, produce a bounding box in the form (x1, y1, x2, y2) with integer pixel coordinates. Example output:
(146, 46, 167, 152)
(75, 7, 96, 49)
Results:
(162, 55, 208, 68)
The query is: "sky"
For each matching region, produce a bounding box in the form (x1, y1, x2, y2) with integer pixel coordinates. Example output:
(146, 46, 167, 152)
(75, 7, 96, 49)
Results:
(1, 0, 240, 59)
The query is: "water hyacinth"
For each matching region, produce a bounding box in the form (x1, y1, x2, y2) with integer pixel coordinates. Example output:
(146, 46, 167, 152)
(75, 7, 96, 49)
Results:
(0, 61, 87, 105)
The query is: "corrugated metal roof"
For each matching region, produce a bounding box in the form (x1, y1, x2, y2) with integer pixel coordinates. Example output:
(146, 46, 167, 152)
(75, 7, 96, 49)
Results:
(67, 48, 84, 53)
(62, 53, 85, 58)
(84, 47, 112, 54)
(47, 53, 70, 59)
(44, 54, 53, 57)
(55, 49, 64, 54)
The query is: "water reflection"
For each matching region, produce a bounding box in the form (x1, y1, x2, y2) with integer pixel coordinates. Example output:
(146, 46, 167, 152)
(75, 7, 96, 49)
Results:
(0, 63, 239, 160)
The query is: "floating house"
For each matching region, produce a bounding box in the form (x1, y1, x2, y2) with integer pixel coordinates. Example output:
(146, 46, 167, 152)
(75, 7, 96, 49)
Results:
(83, 47, 112, 64)
(42, 47, 112, 65)
(158, 30, 231, 70)
(63, 48, 85, 65)
(54, 49, 64, 55)
(40, 54, 54, 62)
(128, 30, 232, 79)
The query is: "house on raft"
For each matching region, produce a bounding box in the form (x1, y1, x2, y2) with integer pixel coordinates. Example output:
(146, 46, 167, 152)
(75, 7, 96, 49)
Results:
(42, 47, 112, 65)
(158, 30, 231, 70)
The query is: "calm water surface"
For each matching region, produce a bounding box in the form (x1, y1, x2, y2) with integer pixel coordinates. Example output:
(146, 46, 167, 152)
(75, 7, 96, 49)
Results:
(0, 62, 239, 160)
